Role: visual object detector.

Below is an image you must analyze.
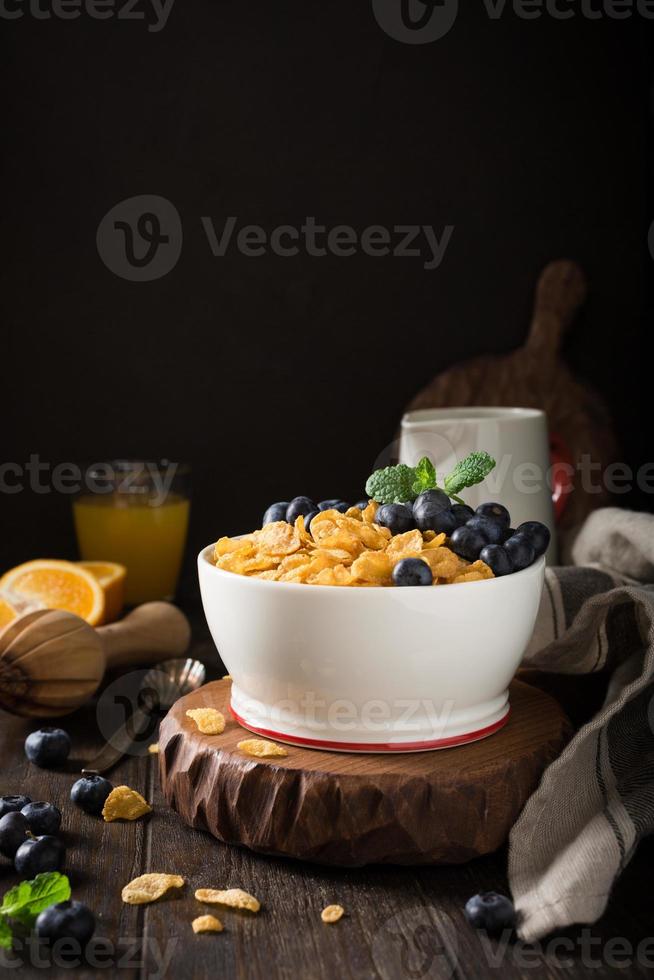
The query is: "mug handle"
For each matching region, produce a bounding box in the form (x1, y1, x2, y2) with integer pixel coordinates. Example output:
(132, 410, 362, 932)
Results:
(549, 433, 573, 522)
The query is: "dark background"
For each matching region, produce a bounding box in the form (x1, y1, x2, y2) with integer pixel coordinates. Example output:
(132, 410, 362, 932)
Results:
(2, 1, 652, 600)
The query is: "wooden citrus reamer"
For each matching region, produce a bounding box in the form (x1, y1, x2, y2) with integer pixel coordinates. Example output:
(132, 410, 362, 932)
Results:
(0, 602, 191, 718)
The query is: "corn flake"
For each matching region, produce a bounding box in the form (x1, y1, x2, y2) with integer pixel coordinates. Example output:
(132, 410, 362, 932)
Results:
(186, 708, 226, 734)
(321, 904, 345, 924)
(192, 914, 224, 934)
(385, 529, 424, 564)
(122, 873, 184, 904)
(195, 888, 260, 912)
(103, 785, 152, 822)
(212, 503, 495, 588)
(148, 743, 159, 754)
(257, 521, 301, 556)
(237, 738, 288, 758)
(351, 551, 392, 585)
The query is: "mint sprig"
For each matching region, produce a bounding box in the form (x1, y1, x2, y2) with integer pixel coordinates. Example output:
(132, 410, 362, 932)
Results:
(365, 451, 495, 506)
(442, 451, 496, 504)
(411, 456, 437, 496)
(0, 872, 71, 949)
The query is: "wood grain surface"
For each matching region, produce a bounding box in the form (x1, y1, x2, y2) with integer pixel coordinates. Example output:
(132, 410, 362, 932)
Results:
(159, 680, 570, 867)
(0, 607, 652, 980)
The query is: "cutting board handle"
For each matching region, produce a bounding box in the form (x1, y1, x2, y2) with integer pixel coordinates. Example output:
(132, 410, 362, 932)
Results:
(525, 259, 587, 359)
(97, 602, 191, 671)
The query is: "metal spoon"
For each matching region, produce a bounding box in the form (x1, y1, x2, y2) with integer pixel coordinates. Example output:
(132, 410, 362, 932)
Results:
(81, 658, 206, 775)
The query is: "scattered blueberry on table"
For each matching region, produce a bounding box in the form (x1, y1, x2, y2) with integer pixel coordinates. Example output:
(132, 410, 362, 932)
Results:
(14, 835, 65, 877)
(24, 728, 71, 769)
(21, 801, 62, 836)
(70, 774, 113, 816)
(0, 811, 30, 858)
(0, 794, 31, 818)
(464, 891, 516, 933)
(35, 900, 96, 949)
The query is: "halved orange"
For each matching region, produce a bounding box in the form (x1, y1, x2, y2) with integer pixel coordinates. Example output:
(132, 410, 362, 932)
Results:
(78, 561, 126, 623)
(0, 559, 105, 627)
(0, 594, 19, 630)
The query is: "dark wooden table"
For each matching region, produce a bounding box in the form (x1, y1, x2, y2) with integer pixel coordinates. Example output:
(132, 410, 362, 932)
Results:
(1, 607, 652, 980)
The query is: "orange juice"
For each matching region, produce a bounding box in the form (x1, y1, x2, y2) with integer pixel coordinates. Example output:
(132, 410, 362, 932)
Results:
(73, 493, 190, 605)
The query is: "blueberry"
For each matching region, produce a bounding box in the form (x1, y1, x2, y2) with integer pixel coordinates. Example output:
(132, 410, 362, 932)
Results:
(504, 532, 536, 571)
(70, 775, 113, 816)
(35, 900, 96, 949)
(14, 835, 65, 877)
(464, 892, 516, 934)
(449, 525, 487, 562)
(286, 496, 316, 523)
(516, 521, 551, 558)
(21, 801, 62, 836)
(466, 515, 506, 545)
(355, 500, 368, 510)
(479, 544, 513, 577)
(0, 812, 29, 858)
(392, 558, 433, 587)
(24, 728, 71, 769)
(262, 501, 289, 525)
(304, 509, 319, 532)
(318, 499, 341, 511)
(413, 490, 455, 534)
(500, 526, 516, 542)
(331, 501, 351, 514)
(475, 502, 511, 528)
(425, 508, 458, 535)
(451, 504, 475, 527)
(0, 795, 31, 819)
(375, 504, 415, 536)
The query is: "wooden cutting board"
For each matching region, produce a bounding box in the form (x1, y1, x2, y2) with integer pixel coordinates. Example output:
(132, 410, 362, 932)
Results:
(405, 260, 619, 535)
(159, 679, 570, 866)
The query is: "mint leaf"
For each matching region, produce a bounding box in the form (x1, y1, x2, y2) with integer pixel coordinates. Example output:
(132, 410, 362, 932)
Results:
(411, 456, 436, 496)
(443, 451, 496, 502)
(0, 917, 12, 950)
(1, 873, 71, 928)
(365, 463, 417, 504)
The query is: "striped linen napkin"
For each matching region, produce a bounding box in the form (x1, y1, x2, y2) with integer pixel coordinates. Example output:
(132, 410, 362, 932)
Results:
(508, 507, 654, 941)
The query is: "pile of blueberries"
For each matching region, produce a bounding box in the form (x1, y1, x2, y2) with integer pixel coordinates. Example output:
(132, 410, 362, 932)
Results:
(263, 491, 549, 580)
(0, 726, 113, 950)
(377, 489, 550, 579)
(263, 496, 367, 531)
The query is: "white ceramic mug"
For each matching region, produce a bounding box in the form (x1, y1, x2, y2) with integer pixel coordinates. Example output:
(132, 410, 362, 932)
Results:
(400, 407, 557, 561)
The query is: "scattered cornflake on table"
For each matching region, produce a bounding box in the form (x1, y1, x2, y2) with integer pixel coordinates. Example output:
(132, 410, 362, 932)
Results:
(192, 914, 224, 934)
(222, 674, 232, 680)
(102, 785, 152, 822)
(195, 888, 261, 913)
(122, 873, 185, 905)
(148, 743, 159, 754)
(237, 738, 288, 758)
(186, 707, 226, 734)
(321, 904, 345, 924)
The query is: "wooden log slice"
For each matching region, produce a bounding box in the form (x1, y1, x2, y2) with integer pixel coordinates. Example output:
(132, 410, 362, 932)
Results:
(159, 679, 570, 867)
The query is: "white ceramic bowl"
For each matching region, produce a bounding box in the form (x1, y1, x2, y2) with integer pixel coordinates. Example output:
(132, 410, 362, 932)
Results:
(198, 545, 545, 753)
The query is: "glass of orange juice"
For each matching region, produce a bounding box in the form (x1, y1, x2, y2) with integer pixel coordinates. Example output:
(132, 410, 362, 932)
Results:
(73, 460, 190, 605)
